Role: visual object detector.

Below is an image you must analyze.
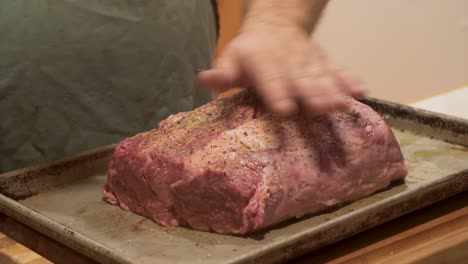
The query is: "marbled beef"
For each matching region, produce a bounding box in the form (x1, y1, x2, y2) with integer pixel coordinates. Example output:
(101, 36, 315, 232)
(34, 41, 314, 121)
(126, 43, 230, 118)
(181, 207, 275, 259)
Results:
(103, 91, 407, 235)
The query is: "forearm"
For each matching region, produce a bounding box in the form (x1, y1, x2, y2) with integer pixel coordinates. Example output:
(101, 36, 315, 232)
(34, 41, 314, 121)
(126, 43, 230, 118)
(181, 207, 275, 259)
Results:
(243, 0, 329, 34)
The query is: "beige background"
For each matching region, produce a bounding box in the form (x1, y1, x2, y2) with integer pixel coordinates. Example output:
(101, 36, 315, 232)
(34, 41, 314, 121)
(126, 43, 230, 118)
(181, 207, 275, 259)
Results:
(315, 0, 468, 103)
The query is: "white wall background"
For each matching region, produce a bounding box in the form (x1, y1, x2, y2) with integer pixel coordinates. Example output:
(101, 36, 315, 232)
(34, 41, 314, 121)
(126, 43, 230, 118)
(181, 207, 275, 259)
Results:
(315, 0, 468, 103)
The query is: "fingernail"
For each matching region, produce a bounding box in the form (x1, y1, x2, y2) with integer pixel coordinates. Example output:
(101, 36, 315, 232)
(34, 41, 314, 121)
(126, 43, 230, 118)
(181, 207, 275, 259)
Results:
(273, 99, 298, 116)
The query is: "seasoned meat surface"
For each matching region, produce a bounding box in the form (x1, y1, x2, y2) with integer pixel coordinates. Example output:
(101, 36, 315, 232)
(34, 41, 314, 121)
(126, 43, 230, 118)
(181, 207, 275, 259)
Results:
(103, 90, 407, 234)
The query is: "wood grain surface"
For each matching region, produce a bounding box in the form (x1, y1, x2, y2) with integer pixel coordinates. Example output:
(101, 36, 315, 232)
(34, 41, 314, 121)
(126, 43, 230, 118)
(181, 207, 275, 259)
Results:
(0, 214, 95, 264)
(0, 232, 51, 264)
(294, 191, 468, 264)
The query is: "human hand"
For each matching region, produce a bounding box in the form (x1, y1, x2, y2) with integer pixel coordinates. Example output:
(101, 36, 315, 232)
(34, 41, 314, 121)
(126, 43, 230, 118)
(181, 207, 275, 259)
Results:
(198, 24, 365, 116)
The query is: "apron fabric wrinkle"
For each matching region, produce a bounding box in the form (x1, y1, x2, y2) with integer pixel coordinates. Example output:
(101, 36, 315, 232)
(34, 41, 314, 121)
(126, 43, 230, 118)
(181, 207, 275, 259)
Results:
(0, 0, 217, 172)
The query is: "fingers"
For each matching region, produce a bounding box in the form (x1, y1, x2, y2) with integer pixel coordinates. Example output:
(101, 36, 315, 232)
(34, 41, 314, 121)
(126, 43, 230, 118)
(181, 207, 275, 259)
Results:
(197, 69, 231, 92)
(333, 67, 366, 98)
(293, 71, 348, 114)
(198, 34, 366, 117)
(197, 52, 244, 93)
(290, 59, 366, 114)
(243, 55, 298, 116)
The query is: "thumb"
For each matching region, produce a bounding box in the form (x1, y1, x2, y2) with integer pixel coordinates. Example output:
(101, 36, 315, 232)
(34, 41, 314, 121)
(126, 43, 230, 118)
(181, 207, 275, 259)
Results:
(197, 52, 243, 93)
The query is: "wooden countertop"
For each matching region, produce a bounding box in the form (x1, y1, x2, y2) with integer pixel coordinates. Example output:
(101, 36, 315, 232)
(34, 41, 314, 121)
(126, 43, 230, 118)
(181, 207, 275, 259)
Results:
(0, 233, 51, 264)
(294, 191, 468, 264)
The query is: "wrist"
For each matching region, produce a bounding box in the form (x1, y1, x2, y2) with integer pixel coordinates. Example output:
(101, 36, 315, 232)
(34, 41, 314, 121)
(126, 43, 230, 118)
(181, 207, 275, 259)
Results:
(243, 0, 329, 35)
(241, 16, 309, 36)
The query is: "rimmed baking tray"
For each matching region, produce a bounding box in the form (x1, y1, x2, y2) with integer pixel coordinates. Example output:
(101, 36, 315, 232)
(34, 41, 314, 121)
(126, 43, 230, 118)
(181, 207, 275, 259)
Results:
(0, 98, 467, 264)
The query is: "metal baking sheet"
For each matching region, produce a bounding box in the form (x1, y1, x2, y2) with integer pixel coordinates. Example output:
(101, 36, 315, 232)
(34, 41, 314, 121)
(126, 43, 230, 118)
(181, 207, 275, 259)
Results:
(0, 98, 467, 264)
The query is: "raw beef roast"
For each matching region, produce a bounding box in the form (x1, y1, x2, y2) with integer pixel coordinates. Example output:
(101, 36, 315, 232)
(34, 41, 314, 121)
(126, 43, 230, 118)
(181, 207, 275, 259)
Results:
(103, 90, 407, 235)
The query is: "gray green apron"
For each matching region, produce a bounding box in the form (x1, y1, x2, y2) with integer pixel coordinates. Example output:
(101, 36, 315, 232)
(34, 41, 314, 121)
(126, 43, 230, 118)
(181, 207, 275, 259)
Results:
(0, 0, 217, 173)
